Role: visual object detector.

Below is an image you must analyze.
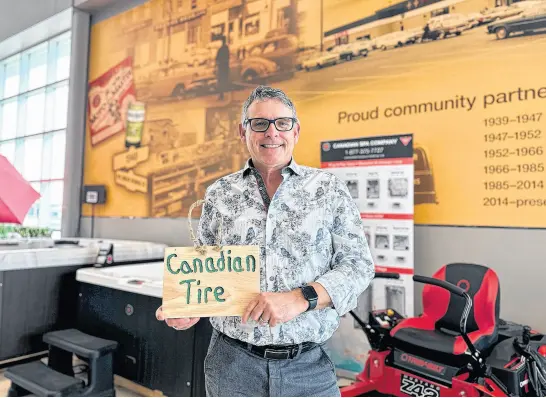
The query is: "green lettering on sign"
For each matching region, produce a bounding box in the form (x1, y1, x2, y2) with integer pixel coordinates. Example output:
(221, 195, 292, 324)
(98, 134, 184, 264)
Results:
(167, 248, 258, 308)
(181, 261, 192, 274)
(179, 279, 226, 304)
(205, 257, 217, 273)
(233, 257, 242, 272)
(193, 258, 204, 273)
(166, 253, 179, 275)
(227, 250, 232, 272)
(214, 286, 225, 302)
(179, 279, 197, 304)
(246, 255, 256, 272)
(217, 251, 226, 271)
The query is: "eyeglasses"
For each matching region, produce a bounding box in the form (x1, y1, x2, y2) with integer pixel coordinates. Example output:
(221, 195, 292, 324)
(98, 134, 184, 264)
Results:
(244, 117, 296, 133)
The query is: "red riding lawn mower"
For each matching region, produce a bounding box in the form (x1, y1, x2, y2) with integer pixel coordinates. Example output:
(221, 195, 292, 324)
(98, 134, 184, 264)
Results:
(340, 263, 546, 397)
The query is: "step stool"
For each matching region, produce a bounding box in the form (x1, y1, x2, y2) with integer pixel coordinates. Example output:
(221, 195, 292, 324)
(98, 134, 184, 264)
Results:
(5, 329, 118, 397)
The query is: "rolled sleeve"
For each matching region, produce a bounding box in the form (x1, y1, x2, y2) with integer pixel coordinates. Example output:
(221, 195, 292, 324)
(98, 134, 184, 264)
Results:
(316, 177, 375, 316)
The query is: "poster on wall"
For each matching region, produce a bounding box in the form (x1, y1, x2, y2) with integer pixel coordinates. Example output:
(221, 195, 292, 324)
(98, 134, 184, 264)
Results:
(321, 133, 415, 378)
(82, 0, 546, 228)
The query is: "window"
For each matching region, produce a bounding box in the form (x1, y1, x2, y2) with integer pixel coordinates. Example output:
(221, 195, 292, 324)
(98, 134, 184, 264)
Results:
(211, 23, 226, 39)
(0, 140, 15, 164)
(277, 7, 290, 29)
(24, 89, 46, 136)
(187, 23, 199, 45)
(27, 43, 48, 91)
(3, 55, 21, 99)
(0, 31, 71, 237)
(0, 99, 18, 140)
(244, 14, 260, 36)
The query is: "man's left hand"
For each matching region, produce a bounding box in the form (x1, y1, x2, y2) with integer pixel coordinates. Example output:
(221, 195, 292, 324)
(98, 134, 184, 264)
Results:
(242, 290, 308, 327)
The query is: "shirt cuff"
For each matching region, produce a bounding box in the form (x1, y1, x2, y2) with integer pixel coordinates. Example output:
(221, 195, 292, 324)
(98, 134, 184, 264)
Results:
(315, 269, 358, 317)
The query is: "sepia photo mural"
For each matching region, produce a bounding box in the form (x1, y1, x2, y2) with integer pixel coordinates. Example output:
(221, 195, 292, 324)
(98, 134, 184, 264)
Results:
(83, 0, 546, 227)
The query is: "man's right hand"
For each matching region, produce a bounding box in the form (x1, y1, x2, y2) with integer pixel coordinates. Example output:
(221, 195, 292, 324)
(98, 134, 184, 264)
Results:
(155, 306, 200, 331)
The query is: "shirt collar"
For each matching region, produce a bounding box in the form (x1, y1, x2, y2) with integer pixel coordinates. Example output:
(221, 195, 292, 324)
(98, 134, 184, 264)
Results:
(243, 158, 302, 178)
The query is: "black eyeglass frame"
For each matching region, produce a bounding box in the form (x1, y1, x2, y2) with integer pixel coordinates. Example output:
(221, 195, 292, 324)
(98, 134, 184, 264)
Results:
(243, 117, 297, 133)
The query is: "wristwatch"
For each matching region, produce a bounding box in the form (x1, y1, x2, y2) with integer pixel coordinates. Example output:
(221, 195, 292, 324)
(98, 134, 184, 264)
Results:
(301, 285, 318, 311)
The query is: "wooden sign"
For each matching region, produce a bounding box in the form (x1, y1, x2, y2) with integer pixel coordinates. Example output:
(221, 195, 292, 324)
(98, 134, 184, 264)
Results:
(161, 245, 260, 318)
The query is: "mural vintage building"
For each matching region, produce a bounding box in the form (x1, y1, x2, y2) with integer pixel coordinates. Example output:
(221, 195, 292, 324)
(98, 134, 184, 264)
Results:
(83, 0, 546, 228)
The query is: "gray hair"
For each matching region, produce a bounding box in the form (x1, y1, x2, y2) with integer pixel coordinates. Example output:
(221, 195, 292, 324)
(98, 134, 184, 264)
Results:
(241, 85, 298, 125)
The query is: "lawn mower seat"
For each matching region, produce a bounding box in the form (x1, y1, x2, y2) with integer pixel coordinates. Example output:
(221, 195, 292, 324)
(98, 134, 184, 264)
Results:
(390, 263, 500, 355)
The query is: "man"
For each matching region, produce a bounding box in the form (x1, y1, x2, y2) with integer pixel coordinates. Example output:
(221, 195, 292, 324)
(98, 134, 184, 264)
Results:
(157, 85, 375, 396)
(215, 36, 230, 100)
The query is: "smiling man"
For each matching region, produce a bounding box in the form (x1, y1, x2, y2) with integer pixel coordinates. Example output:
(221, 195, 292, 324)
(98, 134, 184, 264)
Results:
(156, 85, 375, 397)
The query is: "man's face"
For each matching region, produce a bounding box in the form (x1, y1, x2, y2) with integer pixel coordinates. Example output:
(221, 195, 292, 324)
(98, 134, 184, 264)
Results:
(238, 99, 300, 171)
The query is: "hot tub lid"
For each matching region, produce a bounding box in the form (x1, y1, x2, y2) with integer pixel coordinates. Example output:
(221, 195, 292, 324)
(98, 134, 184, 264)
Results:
(76, 261, 164, 298)
(0, 238, 167, 271)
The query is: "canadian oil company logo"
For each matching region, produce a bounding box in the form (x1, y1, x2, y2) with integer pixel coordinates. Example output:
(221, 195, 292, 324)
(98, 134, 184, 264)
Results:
(400, 136, 413, 146)
(322, 142, 331, 152)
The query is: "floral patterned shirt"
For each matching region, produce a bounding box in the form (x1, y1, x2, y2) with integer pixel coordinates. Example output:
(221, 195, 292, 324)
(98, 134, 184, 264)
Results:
(197, 158, 375, 346)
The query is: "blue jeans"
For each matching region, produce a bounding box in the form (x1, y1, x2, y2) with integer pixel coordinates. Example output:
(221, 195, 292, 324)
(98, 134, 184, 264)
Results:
(204, 329, 340, 397)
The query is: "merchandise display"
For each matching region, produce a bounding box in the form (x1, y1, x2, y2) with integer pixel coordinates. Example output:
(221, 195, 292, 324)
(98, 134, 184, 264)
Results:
(365, 270, 414, 319)
(385, 285, 405, 317)
(0, 238, 167, 364)
(341, 264, 546, 397)
(388, 177, 409, 198)
(366, 179, 379, 200)
(75, 262, 211, 397)
(365, 220, 413, 269)
(321, 133, 415, 376)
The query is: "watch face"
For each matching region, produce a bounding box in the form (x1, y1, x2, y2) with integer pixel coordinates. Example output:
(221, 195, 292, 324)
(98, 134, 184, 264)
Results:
(303, 286, 318, 300)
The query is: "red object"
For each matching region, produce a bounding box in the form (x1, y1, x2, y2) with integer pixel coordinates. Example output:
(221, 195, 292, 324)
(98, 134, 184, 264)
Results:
(87, 56, 136, 146)
(339, 263, 538, 398)
(390, 263, 500, 355)
(340, 350, 507, 397)
(0, 154, 40, 224)
(340, 263, 507, 397)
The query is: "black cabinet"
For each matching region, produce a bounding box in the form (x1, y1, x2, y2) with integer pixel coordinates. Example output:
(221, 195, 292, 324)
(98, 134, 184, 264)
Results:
(0, 266, 80, 362)
(77, 282, 212, 397)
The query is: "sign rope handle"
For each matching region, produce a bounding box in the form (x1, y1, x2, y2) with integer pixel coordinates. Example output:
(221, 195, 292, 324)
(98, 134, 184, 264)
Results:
(188, 199, 223, 255)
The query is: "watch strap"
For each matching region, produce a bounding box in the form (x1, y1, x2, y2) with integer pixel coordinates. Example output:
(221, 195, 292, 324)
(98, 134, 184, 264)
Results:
(301, 285, 318, 311)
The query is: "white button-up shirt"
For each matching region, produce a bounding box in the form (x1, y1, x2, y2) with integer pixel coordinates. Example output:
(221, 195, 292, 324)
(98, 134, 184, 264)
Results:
(197, 158, 375, 345)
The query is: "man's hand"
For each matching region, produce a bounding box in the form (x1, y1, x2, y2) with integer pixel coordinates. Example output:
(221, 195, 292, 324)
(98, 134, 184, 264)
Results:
(155, 306, 200, 331)
(242, 290, 308, 327)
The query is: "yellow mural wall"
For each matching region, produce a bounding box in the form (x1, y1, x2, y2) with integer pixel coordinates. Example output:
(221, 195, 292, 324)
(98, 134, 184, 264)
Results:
(83, 0, 546, 228)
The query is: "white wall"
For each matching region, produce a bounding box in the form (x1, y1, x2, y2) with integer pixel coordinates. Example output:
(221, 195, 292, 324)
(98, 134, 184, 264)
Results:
(80, 216, 546, 333)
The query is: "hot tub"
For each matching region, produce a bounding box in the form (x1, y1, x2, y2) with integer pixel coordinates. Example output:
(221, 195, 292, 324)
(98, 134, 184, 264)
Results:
(75, 262, 212, 397)
(0, 238, 167, 364)
(76, 262, 164, 298)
